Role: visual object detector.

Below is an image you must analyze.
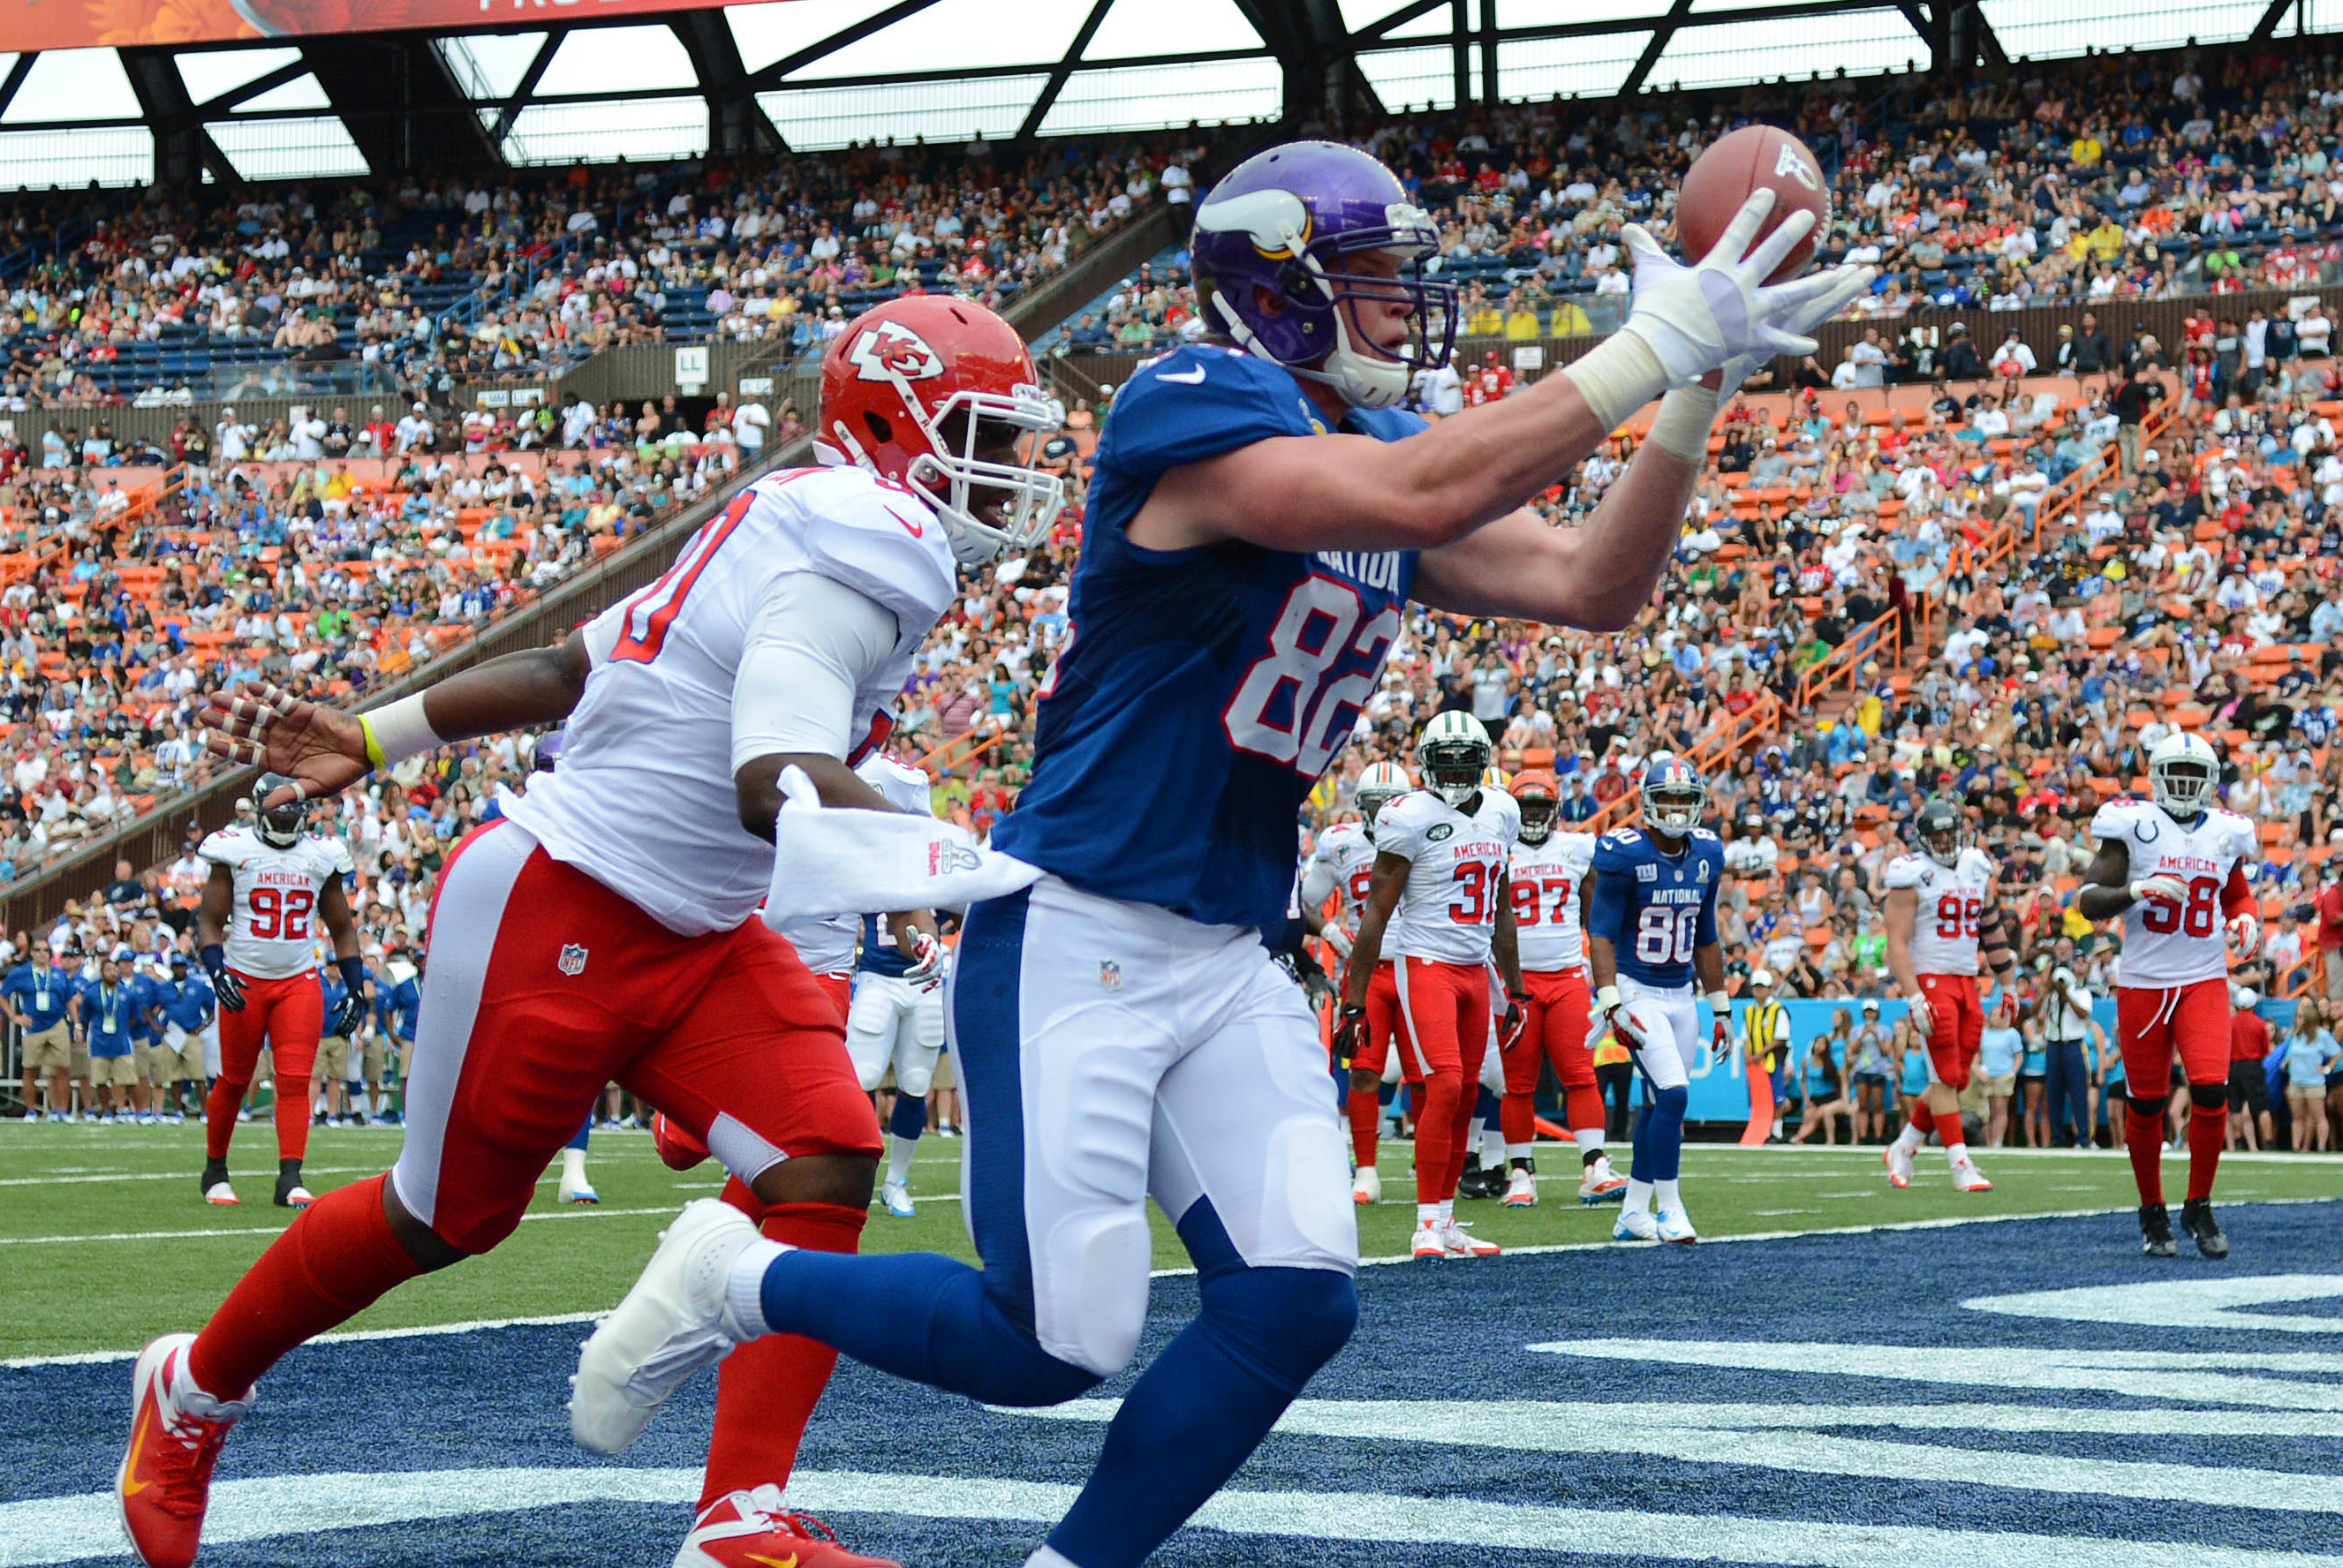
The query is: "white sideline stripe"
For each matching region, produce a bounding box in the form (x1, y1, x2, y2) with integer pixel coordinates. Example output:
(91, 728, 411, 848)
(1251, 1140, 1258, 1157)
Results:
(0, 1204, 684, 1249)
(6, 1466, 2342, 1568)
(1039, 1395, 2343, 1515)
(3, 1311, 610, 1370)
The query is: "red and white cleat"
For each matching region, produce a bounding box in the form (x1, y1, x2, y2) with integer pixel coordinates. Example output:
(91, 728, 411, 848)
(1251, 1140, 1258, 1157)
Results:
(201, 1182, 238, 1207)
(117, 1333, 253, 1568)
(1441, 1220, 1501, 1257)
(674, 1484, 901, 1568)
(653, 1112, 710, 1172)
(1578, 1155, 1628, 1205)
(1351, 1166, 1382, 1206)
(1953, 1159, 1993, 1194)
(1410, 1221, 1447, 1260)
(1883, 1143, 1912, 1190)
(1501, 1167, 1538, 1207)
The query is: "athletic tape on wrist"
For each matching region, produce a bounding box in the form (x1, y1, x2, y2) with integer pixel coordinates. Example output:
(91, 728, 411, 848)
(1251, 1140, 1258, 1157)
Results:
(1559, 334, 1667, 437)
(358, 693, 442, 770)
(1649, 385, 1721, 460)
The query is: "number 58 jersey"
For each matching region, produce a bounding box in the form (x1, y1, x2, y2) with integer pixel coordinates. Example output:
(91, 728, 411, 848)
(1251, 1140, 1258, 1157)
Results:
(197, 825, 355, 979)
(1881, 847, 1997, 976)
(1372, 788, 1521, 965)
(1588, 826, 1723, 991)
(2090, 797, 2256, 987)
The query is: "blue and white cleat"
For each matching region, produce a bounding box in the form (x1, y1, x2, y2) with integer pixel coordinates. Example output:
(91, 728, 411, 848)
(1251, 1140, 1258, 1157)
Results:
(881, 1180, 916, 1218)
(1613, 1209, 1659, 1242)
(560, 1180, 601, 1205)
(1654, 1207, 1698, 1244)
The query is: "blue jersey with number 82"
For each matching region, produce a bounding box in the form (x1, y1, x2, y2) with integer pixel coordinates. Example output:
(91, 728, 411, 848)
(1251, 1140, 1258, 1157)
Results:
(992, 343, 1421, 935)
(1588, 825, 1724, 991)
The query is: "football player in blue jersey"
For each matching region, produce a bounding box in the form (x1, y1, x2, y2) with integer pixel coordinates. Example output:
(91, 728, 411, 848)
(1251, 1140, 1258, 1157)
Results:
(1586, 757, 1730, 1244)
(575, 139, 1872, 1568)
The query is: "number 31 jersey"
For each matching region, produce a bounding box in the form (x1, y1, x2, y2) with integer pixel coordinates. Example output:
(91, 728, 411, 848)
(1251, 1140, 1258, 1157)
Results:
(197, 825, 355, 979)
(1372, 788, 1521, 965)
(1881, 847, 1997, 976)
(2090, 797, 2256, 987)
(1508, 832, 1597, 972)
(1588, 826, 1723, 991)
(994, 343, 1425, 936)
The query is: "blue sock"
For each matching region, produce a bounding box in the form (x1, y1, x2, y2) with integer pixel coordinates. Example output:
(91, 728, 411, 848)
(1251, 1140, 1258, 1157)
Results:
(1045, 1207, 1357, 1568)
(887, 1091, 927, 1142)
(758, 1248, 1100, 1409)
(1475, 1084, 1501, 1134)
(565, 1117, 591, 1152)
(1629, 1101, 1652, 1182)
(1647, 1083, 1689, 1182)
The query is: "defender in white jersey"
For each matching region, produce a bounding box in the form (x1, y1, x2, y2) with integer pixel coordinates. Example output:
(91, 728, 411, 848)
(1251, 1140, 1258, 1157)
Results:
(1881, 798, 2017, 1194)
(1338, 713, 1522, 1259)
(1496, 770, 1621, 1207)
(194, 776, 367, 1210)
(133, 296, 1061, 1568)
(2077, 732, 2259, 1259)
(1311, 760, 1411, 1206)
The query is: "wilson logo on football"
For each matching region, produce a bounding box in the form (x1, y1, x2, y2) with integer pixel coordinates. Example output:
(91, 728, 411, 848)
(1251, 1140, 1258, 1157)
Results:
(849, 321, 946, 383)
(1772, 143, 1822, 192)
(927, 840, 984, 876)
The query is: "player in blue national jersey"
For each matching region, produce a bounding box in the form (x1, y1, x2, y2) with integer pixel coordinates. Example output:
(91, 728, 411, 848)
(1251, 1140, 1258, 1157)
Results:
(1586, 758, 1730, 1244)
(575, 139, 1872, 1568)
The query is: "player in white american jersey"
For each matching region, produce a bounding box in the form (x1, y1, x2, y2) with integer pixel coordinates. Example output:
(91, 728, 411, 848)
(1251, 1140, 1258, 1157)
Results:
(1306, 760, 1411, 1205)
(1338, 712, 1522, 1260)
(130, 296, 1062, 1568)
(1495, 770, 1622, 1208)
(1881, 796, 2016, 1195)
(2077, 731, 2260, 1260)
(195, 778, 366, 1210)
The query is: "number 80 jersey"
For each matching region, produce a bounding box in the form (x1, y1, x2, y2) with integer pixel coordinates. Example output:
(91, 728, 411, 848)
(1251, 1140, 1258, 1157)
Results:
(197, 825, 355, 979)
(1589, 825, 1723, 991)
(1880, 848, 1997, 976)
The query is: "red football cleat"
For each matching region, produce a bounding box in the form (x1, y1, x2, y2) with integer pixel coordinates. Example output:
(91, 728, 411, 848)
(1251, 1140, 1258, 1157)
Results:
(673, 1484, 900, 1567)
(653, 1112, 710, 1172)
(117, 1333, 254, 1568)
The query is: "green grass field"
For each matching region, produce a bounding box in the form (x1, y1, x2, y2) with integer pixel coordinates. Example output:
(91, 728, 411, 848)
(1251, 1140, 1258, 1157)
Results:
(3, 1119, 2337, 1362)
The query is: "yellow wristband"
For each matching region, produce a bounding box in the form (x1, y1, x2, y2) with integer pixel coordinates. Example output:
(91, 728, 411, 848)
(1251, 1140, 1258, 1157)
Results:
(359, 714, 386, 769)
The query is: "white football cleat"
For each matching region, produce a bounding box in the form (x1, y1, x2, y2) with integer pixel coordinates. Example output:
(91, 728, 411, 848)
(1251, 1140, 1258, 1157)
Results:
(203, 1181, 239, 1207)
(1613, 1209, 1659, 1242)
(1654, 1207, 1698, 1244)
(881, 1180, 916, 1218)
(1410, 1221, 1446, 1260)
(1441, 1220, 1500, 1257)
(1500, 1167, 1538, 1207)
(1578, 1156, 1628, 1205)
(1884, 1143, 1913, 1190)
(559, 1181, 601, 1205)
(571, 1199, 760, 1455)
(1352, 1166, 1382, 1206)
(1952, 1159, 1993, 1194)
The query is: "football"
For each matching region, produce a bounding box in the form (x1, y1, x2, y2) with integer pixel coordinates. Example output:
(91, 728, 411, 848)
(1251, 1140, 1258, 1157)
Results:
(1675, 123, 1830, 283)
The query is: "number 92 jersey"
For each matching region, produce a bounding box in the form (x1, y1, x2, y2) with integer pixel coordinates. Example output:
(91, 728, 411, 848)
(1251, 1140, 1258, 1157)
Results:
(2090, 797, 2256, 987)
(1373, 788, 1520, 965)
(197, 825, 354, 979)
(1880, 847, 1997, 976)
(1588, 825, 1722, 991)
(991, 343, 1425, 937)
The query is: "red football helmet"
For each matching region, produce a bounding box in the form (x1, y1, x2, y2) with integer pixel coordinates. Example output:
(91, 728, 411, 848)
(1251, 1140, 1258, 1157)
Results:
(816, 296, 1064, 565)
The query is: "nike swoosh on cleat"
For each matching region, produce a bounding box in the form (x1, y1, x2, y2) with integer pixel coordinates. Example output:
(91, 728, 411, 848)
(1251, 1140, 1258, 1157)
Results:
(744, 1555, 800, 1568)
(122, 1405, 152, 1495)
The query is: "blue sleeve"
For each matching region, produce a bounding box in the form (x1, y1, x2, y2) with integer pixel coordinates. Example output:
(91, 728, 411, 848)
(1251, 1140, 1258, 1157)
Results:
(1092, 346, 1319, 480)
(1589, 842, 1631, 946)
(1697, 849, 1722, 948)
(1346, 404, 1431, 441)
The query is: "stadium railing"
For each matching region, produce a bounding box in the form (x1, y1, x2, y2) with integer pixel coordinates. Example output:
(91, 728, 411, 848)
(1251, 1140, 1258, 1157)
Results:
(1574, 689, 1785, 839)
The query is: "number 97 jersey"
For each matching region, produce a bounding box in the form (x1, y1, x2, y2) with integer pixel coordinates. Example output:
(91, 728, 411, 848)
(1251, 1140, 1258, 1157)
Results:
(2090, 797, 2256, 987)
(197, 825, 355, 980)
(1880, 848, 1997, 976)
(1588, 826, 1723, 991)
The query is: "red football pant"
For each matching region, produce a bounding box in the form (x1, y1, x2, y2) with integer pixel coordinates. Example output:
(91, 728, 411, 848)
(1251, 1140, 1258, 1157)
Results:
(185, 821, 879, 1404)
(2118, 978, 2232, 1205)
(1916, 973, 1983, 1090)
(1500, 967, 1597, 1150)
(207, 969, 323, 1164)
(1394, 956, 1489, 1206)
(1345, 961, 1400, 1169)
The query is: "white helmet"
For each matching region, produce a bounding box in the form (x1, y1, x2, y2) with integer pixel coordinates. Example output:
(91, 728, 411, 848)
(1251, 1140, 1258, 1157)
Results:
(1354, 760, 1413, 838)
(1415, 711, 1491, 807)
(2149, 730, 2219, 818)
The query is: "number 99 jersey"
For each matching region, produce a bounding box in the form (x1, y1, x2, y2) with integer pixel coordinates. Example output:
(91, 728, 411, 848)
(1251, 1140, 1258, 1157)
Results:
(1880, 847, 1997, 976)
(2090, 797, 2256, 987)
(1587, 825, 1722, 991)
(1372, 788, 1520, 965)
(196, 825, 355, 979)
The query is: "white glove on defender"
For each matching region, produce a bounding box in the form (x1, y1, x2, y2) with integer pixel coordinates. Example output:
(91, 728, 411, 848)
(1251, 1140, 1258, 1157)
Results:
(763, 765, 1042, 924)
(1903, 990, 1933, 1044)
(1618, 190, 1876, 388)
(2129, 874, 2190, 908)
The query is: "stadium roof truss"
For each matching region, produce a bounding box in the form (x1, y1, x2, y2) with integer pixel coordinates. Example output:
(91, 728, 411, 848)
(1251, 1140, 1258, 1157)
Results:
(0, 0, 2322, 192)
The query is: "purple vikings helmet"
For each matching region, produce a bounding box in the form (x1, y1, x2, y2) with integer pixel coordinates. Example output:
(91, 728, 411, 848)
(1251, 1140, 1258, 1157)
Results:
(1190, 141, 1455, 410)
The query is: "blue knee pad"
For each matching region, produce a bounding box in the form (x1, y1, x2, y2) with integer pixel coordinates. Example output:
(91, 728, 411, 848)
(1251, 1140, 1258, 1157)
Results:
(1195, 1265, 1358, 1398)
(1646, 1082, 1689, 1182)
(887, 1091, 927, 1142)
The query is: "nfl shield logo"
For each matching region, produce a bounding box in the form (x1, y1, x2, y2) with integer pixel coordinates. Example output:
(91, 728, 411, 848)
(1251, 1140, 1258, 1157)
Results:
(1099, 960, 1122, 991)
(557, 944, 588, 977)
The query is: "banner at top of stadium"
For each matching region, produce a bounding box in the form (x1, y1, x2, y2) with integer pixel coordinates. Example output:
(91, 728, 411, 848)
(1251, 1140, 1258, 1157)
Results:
(8, 0, 748, 55)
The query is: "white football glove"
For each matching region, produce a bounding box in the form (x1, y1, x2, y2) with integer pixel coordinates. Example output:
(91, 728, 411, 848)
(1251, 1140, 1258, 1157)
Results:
(901, 931, 947, 991)
(1319, 922, 1354, 961)
(2225, 911, 2260, 956)
(1903, 990, 1934, 1044)
(1617, 190, 1877, 388)
(2128, 874, 2190, 908)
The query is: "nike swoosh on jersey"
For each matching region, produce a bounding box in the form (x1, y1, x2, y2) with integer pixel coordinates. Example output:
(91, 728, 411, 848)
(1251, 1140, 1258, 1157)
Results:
(881, 505, 926, 538)
(1156, 366, 1207, 384)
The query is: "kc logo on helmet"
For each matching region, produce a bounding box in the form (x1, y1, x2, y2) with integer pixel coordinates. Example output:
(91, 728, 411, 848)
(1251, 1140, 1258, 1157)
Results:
(1773, 143, 1821, 192)
(850, 320, 946, 382)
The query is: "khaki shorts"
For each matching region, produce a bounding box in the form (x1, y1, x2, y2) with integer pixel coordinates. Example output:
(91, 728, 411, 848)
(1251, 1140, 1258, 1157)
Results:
(1982, 1071, 2018, 1099)
(1957, 1074, 1988, 1118)
(362, 1037, 389, 1082)
(88, 1053, 140, 1087)
(930, 1043, 956, 1091)
(317, 1036, 353, 1081)
(71, 1037, 91, 1081)
(21, 1021, 72, 1074)
(137, 1042, 177, 1087)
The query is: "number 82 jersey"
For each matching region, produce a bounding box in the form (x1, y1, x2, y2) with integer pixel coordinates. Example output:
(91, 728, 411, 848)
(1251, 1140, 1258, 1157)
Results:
(197, 825, 355, 980)
(1588, 825, 1723, 991)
